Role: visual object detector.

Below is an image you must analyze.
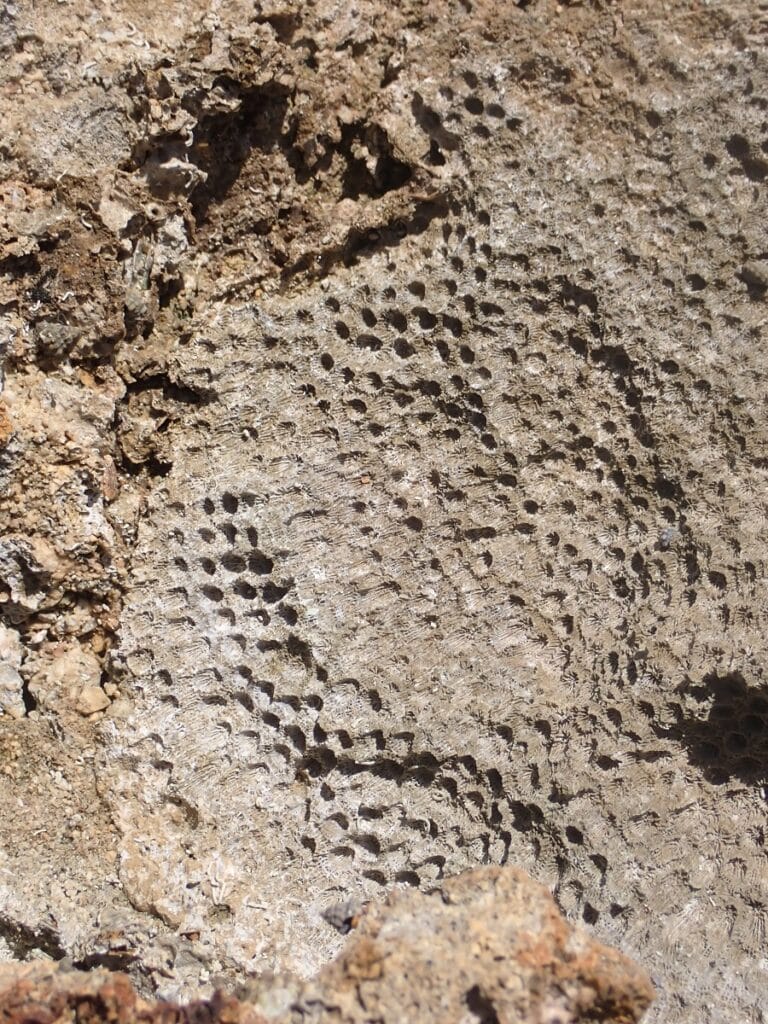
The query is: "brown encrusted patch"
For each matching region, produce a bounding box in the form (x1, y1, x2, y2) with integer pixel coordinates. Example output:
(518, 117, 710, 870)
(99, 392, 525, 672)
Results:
(0, 965, 266, 1024)
(284, 866, 653, 1023)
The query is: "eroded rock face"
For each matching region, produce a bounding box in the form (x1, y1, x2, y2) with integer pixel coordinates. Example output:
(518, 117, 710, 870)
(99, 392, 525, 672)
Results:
(281, 867, 654, 1024)
(1, 1, 766, 1022)
(0, 867, 653, 1024)
(0, 962, 265, 1024)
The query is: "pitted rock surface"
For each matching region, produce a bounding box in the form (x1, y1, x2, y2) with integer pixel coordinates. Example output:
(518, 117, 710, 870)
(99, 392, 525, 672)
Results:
(1, 2, 767, 1023)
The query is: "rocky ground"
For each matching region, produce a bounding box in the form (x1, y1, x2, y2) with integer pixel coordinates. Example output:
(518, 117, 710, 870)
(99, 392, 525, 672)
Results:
(0, 867, 655, 1024)
(0, 1, 767, 1022)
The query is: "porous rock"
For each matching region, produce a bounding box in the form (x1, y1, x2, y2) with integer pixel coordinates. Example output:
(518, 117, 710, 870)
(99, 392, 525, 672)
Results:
(0, 962, 265, 1024)
(28, 642, 105, 715)
(1, 0, 767, 1022)
(284, 866, 654, 1024)
(0, 868, 653, 1024)
(0, 625, 25, 718)
(0, 664, 25, 720)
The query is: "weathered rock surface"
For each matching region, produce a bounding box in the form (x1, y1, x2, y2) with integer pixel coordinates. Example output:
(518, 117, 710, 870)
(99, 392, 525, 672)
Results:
(1, 0, 767, 1022)
(0, 962, 264, 1024)
(280, 866, 654, 1024)
(0, 867, 653, 1024)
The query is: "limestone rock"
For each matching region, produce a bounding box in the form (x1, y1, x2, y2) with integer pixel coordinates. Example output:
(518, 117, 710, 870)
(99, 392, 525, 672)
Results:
(28, 642, 104, 715)
(285, 866, 654, 1024)
(0, 868, 653, 1024)
(75, 685, 111, 716)
(0, 664, 25, 719)
(1, 0, 767, 1021)
(0, 963, 265, 1024)
(0, 624, 25, 717)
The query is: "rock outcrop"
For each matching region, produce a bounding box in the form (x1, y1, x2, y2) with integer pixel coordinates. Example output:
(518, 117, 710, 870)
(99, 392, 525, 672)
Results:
(0, 867, 653, 1024)
(1, 1, 766, 1022)
(0, 963, 263, 1024)
(280, 867, 654, 1024)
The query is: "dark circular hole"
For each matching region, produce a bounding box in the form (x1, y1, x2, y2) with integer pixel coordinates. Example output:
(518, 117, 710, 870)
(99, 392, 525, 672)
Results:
(741, 714, 764, 735)
(725, 732, 748, 752)
(222, 492, 238, 514)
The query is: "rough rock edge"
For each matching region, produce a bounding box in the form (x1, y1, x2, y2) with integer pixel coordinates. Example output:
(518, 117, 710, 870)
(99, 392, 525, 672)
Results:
(0, 867, 653, 1024)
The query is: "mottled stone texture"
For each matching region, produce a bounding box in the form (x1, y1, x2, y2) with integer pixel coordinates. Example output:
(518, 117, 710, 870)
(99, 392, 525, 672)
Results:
(0, 963, 265, 1024)
(0, 868, 653, 1024)
(1, 1, 767, 1022)
(282, 867, 654, 1024)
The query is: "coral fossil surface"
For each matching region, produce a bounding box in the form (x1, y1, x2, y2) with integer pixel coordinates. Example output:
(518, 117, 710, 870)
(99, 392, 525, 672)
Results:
(0, 0, 767, 1022)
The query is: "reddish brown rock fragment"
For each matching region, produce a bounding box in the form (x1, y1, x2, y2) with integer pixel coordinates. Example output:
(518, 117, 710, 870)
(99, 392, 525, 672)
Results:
(283, 867, 654, 1024)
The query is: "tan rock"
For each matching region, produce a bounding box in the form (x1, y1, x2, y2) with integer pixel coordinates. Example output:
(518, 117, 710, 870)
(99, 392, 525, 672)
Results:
(283, 867, 653, 1024)
(1, 1, 767, 1022)
(0, 963, 266, 1024)
(0, 663, 26, 719)
(28, 642, 103, 714)
(75, 685, 111, 716)
(0, 623, 23, 668)
(0, 868, 652, 1024)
